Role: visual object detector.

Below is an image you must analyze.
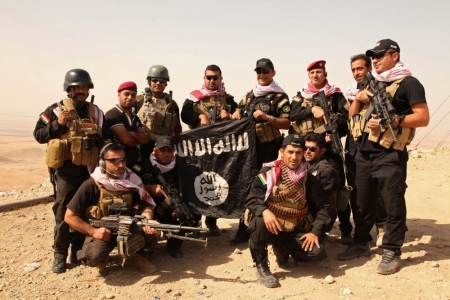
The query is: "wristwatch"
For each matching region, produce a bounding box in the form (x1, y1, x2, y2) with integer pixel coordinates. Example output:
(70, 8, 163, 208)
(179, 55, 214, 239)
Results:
(269, 116, 275, 123)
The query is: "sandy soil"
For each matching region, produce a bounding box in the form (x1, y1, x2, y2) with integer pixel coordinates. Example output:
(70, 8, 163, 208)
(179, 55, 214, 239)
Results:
(0, 135, 449, 300)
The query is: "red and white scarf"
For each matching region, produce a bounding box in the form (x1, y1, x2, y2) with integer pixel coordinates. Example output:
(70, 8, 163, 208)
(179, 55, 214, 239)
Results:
(373, 61, 412, 82)
(346, 82, 359, 102)
(261, 160, 308, 202)
(301, 80, 341, 99)
(186, 82, 226, 102)
(253, 80, 286, 97)
(150, 153, 176, 174)
(90, 167, 155, 208)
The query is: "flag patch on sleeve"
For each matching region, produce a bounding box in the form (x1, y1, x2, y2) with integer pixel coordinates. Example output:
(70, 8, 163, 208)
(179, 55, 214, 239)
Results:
(277, 99, 289, 108)
(258, 173, 267, 185)
(40, 113, 50, 124)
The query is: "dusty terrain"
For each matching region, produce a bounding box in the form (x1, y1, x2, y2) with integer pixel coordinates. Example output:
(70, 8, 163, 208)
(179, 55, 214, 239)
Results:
(0, 135, 449, 300)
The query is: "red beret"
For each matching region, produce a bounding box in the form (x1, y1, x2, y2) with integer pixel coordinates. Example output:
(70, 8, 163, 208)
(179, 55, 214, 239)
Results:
(306, 60, 326, 71)
(117, 81, 137, 92)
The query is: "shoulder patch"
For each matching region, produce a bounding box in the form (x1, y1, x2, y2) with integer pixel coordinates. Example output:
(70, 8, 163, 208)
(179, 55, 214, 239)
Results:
(292, 96, 301, 102)
(277, 99, 289, 108)
(283, 106, 291, 112)
(40, 113, 50, 124)
(258, 173, 267, 185)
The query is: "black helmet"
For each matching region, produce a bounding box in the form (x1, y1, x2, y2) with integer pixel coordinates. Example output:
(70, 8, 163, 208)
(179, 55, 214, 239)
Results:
(63, 69, 94, 92)
(146, 65, 170, 81)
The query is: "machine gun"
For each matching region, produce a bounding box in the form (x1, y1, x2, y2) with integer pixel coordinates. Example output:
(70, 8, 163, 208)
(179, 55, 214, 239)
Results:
(313, 91, 348, 174)
(87, 215, 207, 265)
(152, 167, 196, 226)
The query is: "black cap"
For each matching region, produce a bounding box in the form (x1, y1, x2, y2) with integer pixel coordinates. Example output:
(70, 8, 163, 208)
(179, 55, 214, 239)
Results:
(254, 58, 274, 71)
(155, 136, 174, 149)
(282, 134, 304, 148)
(366, 39, 400, 57)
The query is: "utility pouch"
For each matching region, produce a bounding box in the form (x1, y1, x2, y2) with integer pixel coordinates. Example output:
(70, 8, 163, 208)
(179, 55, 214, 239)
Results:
(46, 139, 66, 169)
(243, 208, 254, 227)
(368, 129, 382, 143)
(153, 112, 166, 135)
(392, 127, 413, 151)
(277, 217, 298, 232)
(85, 205, 104, 220)
(379, 128, 398, 149)
(98, 198, 113, 217)
(337, 185, 353, 212)
(162, 113, 176, 135)
(71, 136, 83, 166)
(255, 123, 268, 143)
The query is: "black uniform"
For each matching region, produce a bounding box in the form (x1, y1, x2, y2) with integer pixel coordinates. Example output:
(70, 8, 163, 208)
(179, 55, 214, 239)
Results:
(105, 105, 143, 171)
(354, 76, 426, 255)
(246, 166, 331, 262)
(66, 177, 151, 266)
(307, 158, 339, 232)
(241, 91, 290, 168)
(33, 100, 110, 260)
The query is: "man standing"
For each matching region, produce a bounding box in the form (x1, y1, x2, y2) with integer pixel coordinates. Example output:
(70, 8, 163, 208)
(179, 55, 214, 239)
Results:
(304, 133, 338, 233)
(34, 69, 110, 273)
(339, 39, 429, 275)
(246, 134, 330, 288)
(142, 136, 188, 258)
(230, 58, 291, 245)
(181, 64, 238, 236)
(64, 143, 159, 277)
(106, 81, 150, 173)
(136, 65, 182, 162)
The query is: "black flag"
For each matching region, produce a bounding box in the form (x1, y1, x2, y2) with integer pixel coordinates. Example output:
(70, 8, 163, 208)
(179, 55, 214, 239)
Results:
(176, 118, 258, 218)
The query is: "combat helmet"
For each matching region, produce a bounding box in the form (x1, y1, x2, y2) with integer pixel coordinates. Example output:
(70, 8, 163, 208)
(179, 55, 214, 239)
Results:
(147, 65, 170, 81)
(63, 69, 94, 91)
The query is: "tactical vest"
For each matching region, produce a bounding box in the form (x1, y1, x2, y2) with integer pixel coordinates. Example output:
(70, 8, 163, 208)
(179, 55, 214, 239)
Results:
(192, 95, 231, 127)
(349, 78, 416, 151)
(85, 180, 133, 220)
(266, 165, 311, 232)
(136, 91, 177, 138)
(242, 92, 283, 143)
(45, 99, 102, 169)
(291, 93, 333, 136)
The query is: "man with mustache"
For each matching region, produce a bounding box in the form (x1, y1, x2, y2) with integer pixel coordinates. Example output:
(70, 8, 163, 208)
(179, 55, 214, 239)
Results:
(64, 143, 159, 277)
(105, 81, 150, 173)
(33, 69, 110, 273)
(339, 39, 430, 275)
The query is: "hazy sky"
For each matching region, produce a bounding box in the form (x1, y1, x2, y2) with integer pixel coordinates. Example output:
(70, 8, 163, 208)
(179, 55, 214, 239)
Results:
(1, 0, 449, 148)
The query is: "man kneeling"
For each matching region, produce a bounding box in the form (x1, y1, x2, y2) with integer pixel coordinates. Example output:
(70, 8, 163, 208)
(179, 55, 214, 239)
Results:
(64, 143, 159, 277)
(246, 134, 331, 288)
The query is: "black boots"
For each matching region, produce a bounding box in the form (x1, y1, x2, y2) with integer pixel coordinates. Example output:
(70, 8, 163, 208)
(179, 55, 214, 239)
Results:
(249, 241, 278, 288)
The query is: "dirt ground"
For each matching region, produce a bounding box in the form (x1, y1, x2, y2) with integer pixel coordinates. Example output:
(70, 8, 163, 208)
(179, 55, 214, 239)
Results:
(0, 135, 449, 300)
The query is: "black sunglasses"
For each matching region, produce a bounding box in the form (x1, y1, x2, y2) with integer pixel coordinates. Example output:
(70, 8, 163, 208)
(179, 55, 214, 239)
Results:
(150, 78, 167, 84)
(104, 157, 127, 164)
(372, 51, 395, 60)
(205, 75, 219, 81)
(256, 69, 270, 74)
(304, 146, 318, 152)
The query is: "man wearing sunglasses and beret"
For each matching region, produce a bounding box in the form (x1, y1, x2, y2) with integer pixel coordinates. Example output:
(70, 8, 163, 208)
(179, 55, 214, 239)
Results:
(105, 81, 150, 173)
(339, 39, 429, 275)
(65, 143, 159, 277)
(135, 65, 182, 163)
(181, 64, 238, 236)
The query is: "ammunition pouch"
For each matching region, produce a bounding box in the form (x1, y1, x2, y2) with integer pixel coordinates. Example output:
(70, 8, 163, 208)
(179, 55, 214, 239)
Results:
(137, 94, 177, 137)
(153, 111, 177, 136)
(86, 180, 133, 219)
(46, 139, 70, 169)
(117, 232, 146, 258)
(291, 116, 325, 136)
(255, 122, 281, 144)
(379, 126, 416, 151)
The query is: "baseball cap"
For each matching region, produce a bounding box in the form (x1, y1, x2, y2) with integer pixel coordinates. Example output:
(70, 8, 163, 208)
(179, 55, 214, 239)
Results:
(117, 81, 137, 92)
(366, 39, 400, 57)
(155, 135, 174, 149)
(282, 134, 305, 148)
(254, 58, 274, 71)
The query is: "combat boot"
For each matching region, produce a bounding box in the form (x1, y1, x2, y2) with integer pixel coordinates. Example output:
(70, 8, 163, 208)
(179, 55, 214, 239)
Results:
(338, 244, 371, 260)
(132, 253, 157, 274)
(249, 241, 278, 288)
(272, 244, 290, 269)
(376, 224, 387, 248)
(51, 254, 66, 273)
(377, 249, 401, 275)
(93, 261, 108, 278)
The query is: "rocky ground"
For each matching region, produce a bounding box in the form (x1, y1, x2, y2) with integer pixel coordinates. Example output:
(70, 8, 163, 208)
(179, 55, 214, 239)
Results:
(0, 137, 449, 299)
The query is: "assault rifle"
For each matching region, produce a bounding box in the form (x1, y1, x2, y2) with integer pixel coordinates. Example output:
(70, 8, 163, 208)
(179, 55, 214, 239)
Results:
(313, 91, 348, 173)
(87, 215, 207, 265)
(152, 167, 196, 226)
(360, 73, 397, 142)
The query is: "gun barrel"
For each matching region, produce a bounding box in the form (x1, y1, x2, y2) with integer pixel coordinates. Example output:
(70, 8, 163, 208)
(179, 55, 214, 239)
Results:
(166, 233, 208, 248)
(138, 222, 206, 232)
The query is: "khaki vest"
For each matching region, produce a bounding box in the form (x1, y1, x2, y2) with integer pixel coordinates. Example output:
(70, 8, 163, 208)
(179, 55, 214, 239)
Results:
(85, 180, 133, 220)
(136, 92, 177, 138)
(291, 96, 333, 136)
(192, 95, 231, 127)
(45, 99, 102, 169)
(349, 78, 416, 150)
(266, 166, 311, 232)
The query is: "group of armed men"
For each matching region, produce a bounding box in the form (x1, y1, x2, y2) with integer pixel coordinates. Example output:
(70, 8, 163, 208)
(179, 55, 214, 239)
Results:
(33, 38, 429, 288)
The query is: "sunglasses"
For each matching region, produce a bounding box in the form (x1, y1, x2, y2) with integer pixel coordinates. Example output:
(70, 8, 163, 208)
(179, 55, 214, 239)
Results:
(372, 51, 395, 60)
(150, 78, 167, 84)
(304, 146, 318, 152)
(256, 69, 270, 74)
(104, 157, 127, 164)
(205, 75, 219, 81)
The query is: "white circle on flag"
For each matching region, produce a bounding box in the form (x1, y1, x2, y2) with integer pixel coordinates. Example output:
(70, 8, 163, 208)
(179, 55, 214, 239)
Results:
(194, 171, 229, 206)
